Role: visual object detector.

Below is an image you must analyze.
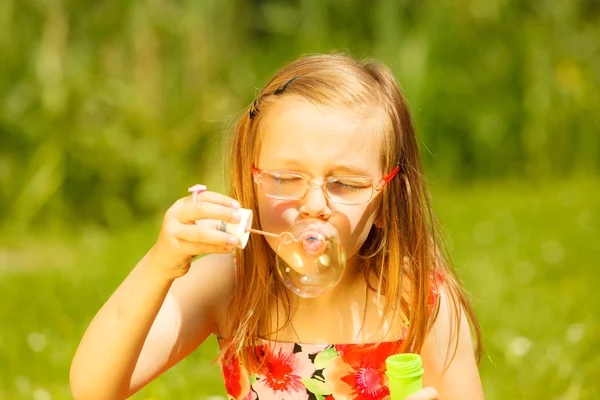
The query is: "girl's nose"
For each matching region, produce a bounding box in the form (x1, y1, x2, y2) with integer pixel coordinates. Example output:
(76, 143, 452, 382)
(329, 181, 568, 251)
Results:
(299, 185, 332, 220)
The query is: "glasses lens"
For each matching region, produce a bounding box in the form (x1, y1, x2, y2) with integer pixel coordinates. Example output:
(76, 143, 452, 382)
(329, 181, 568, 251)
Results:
(261, 171, 306, 199)
(326, 176, 373, 204)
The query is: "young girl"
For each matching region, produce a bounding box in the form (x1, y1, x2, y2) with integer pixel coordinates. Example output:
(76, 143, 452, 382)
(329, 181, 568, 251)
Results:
(70, 54, 483, 400)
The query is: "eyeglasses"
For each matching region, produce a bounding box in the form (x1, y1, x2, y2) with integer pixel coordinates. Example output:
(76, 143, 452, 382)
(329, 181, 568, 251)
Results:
(251, 165, 400, 205)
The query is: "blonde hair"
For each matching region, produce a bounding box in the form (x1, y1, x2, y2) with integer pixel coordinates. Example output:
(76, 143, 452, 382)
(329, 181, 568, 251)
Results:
(223, 53, 482, 370)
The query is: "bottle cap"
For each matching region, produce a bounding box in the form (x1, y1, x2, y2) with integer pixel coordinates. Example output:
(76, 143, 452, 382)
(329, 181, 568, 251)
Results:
(386, 353, 424, 378)
(386, 353, 424, 399)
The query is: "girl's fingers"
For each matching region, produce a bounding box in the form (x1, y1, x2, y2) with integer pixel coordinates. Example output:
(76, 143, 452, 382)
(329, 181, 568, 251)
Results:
(183, 191, 240, 209)
(177, 200, 242, 225)
(404, 387, 440, 400)
(177, 239, 234, 256)
(175, 223, 239, 248)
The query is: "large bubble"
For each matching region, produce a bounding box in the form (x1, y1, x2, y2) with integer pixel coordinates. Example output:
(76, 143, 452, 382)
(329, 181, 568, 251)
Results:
(275, 218, 346, 298)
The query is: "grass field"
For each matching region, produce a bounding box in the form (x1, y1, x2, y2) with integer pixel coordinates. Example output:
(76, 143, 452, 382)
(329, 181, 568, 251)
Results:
(1, 178, 598, 399)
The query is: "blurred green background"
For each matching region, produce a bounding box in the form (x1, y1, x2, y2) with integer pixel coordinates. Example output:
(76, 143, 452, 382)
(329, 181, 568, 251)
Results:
(1, 0, 599, 399)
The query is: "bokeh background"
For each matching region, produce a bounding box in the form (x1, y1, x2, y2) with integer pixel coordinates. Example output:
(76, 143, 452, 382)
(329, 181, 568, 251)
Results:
(1, 0, 599, 399)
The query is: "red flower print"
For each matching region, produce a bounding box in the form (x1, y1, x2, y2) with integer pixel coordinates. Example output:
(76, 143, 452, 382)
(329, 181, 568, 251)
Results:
(219, 339, 252, 400)
(340, 367, 388, 400)
(222, 354, 243, 398)
(328, 342, 402, 400)
(336, 342, 400, 370)
(253, 343, 316, 400)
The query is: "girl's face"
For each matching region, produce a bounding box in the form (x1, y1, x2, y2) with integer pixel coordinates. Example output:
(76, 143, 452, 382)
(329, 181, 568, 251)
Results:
(256, 98, 384, 265)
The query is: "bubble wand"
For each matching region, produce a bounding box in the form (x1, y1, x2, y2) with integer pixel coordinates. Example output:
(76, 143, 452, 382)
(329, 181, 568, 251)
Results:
(189, 185, 344, 297)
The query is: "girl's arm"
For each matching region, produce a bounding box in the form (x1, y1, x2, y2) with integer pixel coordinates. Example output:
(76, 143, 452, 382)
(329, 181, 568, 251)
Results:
(70, 249, 173, 399)
(70, 252, 235, 400)
(126, 252, 235, 395)
(70, 191, 240, 400)
(419, 289, 484, 399)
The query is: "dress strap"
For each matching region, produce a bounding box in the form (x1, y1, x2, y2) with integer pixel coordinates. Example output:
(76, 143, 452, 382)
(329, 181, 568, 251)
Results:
(288, 319, 302, 343)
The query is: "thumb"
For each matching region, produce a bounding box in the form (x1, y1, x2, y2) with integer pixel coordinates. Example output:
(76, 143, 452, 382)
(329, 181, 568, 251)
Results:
(404, 387, 440, 400)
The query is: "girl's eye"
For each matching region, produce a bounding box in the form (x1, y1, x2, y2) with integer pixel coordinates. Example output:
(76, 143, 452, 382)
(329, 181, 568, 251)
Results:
(331, 179, 370, 191)
(336, 183, 364, 191)
(271, 176, 302, 185)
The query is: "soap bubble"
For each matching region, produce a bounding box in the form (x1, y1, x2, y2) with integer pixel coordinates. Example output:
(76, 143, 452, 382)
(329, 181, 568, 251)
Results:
(275, 218, 346, 298)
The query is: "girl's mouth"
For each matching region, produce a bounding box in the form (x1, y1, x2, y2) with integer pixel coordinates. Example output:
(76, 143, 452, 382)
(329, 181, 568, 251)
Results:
(299, 232, 327, 257)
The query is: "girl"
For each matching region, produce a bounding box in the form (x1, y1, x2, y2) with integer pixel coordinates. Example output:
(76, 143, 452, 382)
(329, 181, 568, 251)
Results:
(70, 54, 483, 400)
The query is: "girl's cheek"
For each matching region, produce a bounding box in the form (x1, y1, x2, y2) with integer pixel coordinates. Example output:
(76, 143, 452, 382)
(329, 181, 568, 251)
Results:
(337, 207, 379, 254)
(264, 235, 280, 253)
(257, 200, 299, 254)
(257, 197, 298, 232)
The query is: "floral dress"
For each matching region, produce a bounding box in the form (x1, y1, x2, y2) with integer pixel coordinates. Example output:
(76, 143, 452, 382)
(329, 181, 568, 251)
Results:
(218, 337, 406, 400)
(218, 274, 442, 400)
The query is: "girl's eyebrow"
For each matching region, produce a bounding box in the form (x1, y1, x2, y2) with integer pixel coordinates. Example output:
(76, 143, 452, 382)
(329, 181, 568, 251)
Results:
(269, 158, 306, 170)
(267, 158, 372, 176)
(330, 164, 371, 176)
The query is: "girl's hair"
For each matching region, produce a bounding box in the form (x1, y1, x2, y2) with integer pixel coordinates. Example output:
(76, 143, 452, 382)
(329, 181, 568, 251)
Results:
(223, 53, 482, 370)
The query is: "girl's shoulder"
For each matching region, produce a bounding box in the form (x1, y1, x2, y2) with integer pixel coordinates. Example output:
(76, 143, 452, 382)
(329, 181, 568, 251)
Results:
(169, 253, 237, 335)
(179, 252, 236, 295)
(187, 252, 236, 287)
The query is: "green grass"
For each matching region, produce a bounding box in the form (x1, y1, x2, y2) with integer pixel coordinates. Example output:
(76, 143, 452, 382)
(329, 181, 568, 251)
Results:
(434, 178, 600, 399)
(1, 178, 598, 399)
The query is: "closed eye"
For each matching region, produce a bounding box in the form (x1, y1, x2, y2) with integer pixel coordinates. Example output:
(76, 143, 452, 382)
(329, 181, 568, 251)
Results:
(331, 180, 370, 191)
(272, 176, 302, 185)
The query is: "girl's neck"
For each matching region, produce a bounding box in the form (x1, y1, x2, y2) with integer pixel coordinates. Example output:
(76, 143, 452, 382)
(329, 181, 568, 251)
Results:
(290, 257, 363, 308)
(274, 258, 404, 344)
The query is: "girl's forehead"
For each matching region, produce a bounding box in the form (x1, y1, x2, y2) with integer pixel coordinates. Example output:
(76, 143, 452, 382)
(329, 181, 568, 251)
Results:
(257, 98, 384, 175)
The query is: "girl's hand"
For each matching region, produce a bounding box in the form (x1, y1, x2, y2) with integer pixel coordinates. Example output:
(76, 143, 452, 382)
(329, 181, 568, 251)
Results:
(148, 191, 242, 279)
(404, 387, 441, 400)
(382, 387, 440, 400)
